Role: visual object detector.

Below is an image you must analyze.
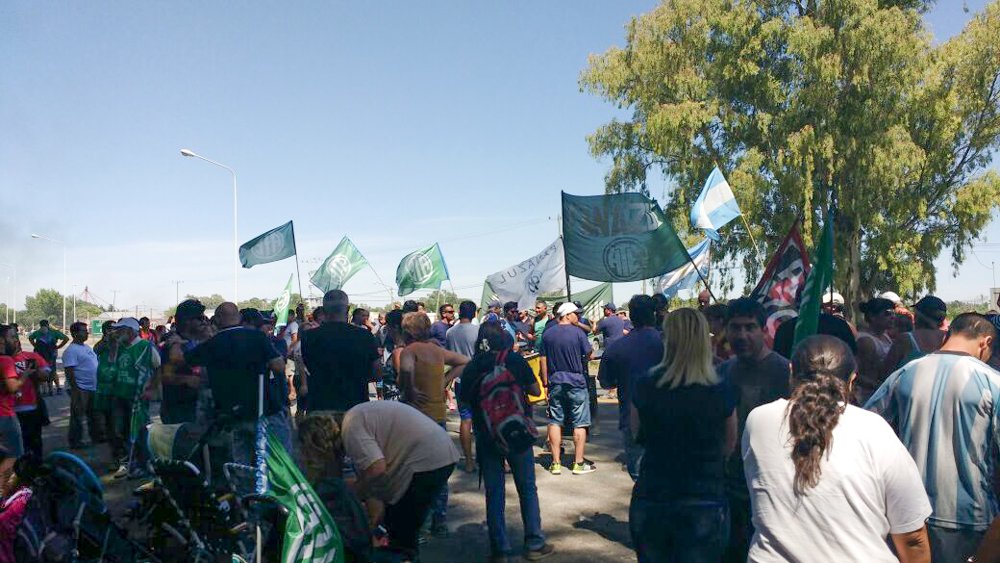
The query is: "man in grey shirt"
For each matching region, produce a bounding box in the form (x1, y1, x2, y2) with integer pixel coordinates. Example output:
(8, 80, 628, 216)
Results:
(446, 300, 479, 472)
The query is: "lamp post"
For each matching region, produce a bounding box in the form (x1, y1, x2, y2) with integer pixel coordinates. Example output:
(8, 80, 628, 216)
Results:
(180, 149, 239, 302)
(0, 263, 14, 324)
(30, 234, 66, 329)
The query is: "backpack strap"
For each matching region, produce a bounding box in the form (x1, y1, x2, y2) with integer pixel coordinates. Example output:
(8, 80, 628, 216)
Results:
(496, 349, 509, 367)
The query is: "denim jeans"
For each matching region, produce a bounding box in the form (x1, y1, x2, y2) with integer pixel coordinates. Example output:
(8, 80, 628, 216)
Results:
(476, 434, 545, 556)
(622, 429, 643, 482)
(430, 421, 449, 526)
(630, 496, 729, 563)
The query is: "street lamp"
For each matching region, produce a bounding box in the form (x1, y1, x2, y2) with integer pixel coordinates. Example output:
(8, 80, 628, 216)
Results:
(0, 263, 14, 324)
(180, 148, 239, 302)
(30, 234, 67, 329)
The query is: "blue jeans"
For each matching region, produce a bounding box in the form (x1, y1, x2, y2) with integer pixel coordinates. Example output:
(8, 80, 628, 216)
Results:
(622, 429, 643, 482)
(477, 433, 545, 555)
(630, 497, 728, 563)
(231, 409, 294, 465)
(430, 421, 449, 526)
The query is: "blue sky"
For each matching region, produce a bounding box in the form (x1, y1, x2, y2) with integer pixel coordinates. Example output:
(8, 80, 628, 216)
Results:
(0, 1, 995, 316)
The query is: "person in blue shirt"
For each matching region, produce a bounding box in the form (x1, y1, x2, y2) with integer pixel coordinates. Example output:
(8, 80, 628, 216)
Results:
(866, 312, 999, 562)
(540, 303, 594, 475)
(593, 303, 626, 346)
(598, 295, 661, 481)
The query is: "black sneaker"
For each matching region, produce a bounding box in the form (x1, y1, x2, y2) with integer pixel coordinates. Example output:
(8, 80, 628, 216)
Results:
(524, 543, 555, 561)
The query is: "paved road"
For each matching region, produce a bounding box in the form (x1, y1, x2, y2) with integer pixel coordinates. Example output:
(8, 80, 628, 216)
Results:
(39, 382, 636, 563)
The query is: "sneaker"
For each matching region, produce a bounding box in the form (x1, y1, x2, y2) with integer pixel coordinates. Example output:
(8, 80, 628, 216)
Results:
(430, 522, 449, 538)
(549, 462, 562, 475)
(524, 543, 555, 561)
(571, 461, 596, 475)
(112, 464, 130, 479)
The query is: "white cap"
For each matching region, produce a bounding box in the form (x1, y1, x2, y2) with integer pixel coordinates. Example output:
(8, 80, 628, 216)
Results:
(879, 291, 902, 305)
(112, 317, 141, 332)
(556, 303, 582, 318)
(821, 292, 845, 305)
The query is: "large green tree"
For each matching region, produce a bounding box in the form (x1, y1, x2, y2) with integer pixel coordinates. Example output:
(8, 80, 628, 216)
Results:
(18, 289, 103, 329)
(581, 0, 1000, 315)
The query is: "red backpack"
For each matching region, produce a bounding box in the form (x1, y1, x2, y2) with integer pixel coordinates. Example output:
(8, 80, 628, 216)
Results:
(478, 350, 538, 454)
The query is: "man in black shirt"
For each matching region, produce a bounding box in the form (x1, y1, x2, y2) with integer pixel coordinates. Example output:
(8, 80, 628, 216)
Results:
(300, 290, 380, 420)
(718, 297, 790, 563)
(185, 302, 288, 465)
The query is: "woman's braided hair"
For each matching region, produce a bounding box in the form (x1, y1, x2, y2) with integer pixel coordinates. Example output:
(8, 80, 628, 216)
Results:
(787, 334, 857, 495)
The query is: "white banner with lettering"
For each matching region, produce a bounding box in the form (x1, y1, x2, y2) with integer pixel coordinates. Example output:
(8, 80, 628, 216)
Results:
(485, 239, 566, 310)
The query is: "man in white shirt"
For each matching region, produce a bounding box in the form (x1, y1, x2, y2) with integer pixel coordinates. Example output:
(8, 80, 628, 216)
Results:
(62, 322, 101, 448)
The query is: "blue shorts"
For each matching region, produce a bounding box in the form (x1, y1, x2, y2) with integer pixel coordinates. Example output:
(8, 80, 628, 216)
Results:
(547, 383, 591, 429)
(454, 378, 473, 421)
(0, 415, 24, 459)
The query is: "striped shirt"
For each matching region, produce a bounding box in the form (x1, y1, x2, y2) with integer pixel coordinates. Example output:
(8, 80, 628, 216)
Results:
(865, 351, 1000, 530)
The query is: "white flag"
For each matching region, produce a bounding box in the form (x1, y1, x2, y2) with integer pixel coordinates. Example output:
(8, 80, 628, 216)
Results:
(485, 239, 566, 310)
(655, 239, 711, 298)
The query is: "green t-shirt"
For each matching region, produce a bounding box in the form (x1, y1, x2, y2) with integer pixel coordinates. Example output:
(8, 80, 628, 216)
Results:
(110, 339, 158, 400)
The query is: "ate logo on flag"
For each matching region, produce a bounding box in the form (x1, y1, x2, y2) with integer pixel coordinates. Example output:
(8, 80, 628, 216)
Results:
(402, 253, 436, 285)
(251, 231, 291, 261)
(603, 237, 647, 281)
(325, 255, 353, 287)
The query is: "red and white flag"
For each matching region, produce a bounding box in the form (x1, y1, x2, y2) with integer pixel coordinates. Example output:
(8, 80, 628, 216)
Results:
(749, 223, 811, 343)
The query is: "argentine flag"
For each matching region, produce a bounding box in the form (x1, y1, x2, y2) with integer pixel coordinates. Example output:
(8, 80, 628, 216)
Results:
(690, 167, 742, 241)
(655, 239, 711, 298)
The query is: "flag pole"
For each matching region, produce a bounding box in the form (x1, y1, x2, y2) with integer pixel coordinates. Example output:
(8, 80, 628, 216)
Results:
(685, 244, 717, 303)
(557, 222, 572, 302)
(256, 370, 265, 563)
(291, 221, 304, 303)
(740, 215, 764, 263)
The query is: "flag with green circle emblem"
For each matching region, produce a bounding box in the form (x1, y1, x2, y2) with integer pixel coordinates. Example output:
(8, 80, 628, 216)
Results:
(396, 243, 449, 297)
(257, 429, 345, 563)
(273, 274, 294, 329)
(239, 221, 297, 268)
(311, 236, 368, 293)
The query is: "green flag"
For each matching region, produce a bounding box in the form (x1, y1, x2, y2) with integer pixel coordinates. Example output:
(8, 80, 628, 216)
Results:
(262, 430, 345, 563)
(311, 236, 368, 293)
(793, 212, 835, 347)
(396, 243, 449, 296)
(274, 274, 294, 329)
(561, 192, 690, 282)
(239, 221, 297, 268)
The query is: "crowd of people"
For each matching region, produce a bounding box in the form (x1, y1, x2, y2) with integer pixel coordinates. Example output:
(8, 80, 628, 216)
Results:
(1, 287, 1000, 562)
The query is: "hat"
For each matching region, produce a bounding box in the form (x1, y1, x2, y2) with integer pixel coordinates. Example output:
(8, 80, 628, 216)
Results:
(914, 295, 947, 322)
(879, 291, 902, 305)
(604, 302, 617, 312)
(175, 299, 206, 323)
(487, 300, 502, 309)
(821, 292, 845, 306)
(483, 312, 501, 323)
(112, 317, 141, 332)
(557, 302, 583, 318)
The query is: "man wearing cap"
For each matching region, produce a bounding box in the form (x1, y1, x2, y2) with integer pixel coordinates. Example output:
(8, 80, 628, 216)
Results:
(540, 302, 595, 475)
(880, 295, 948, 380)
(106, 317, 160, 478)
(593, 303, 626, 347)
(145, 299, 210, 425)
(867, 313, 999, 561)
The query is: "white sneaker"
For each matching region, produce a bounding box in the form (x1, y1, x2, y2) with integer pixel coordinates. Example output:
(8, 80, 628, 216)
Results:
(113, 464, 130, 479)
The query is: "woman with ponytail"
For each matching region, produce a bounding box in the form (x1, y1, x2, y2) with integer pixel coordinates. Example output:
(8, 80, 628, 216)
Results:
(742, 335, 932, 562)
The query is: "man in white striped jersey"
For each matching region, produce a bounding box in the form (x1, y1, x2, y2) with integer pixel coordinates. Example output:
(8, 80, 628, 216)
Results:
(866, 312, 998, 563)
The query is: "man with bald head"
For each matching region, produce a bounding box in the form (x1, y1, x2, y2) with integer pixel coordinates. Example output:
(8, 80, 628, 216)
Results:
(301, 290, 380, 421)
(185, 302, 290, 464)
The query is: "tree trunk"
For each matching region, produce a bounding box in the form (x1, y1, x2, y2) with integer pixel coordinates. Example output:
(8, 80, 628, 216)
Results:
(844, 227, 863, 324)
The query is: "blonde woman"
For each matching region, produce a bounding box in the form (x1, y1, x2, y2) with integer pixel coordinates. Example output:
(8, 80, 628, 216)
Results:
(629, 308, 737, 563)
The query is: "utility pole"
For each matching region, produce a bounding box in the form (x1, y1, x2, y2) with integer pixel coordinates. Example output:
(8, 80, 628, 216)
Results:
(111, 290, 120, 312)
(172, 280, 183, 306)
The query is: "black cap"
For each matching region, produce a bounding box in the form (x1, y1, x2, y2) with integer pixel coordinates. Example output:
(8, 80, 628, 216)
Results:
(914, 296, 947, 322)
